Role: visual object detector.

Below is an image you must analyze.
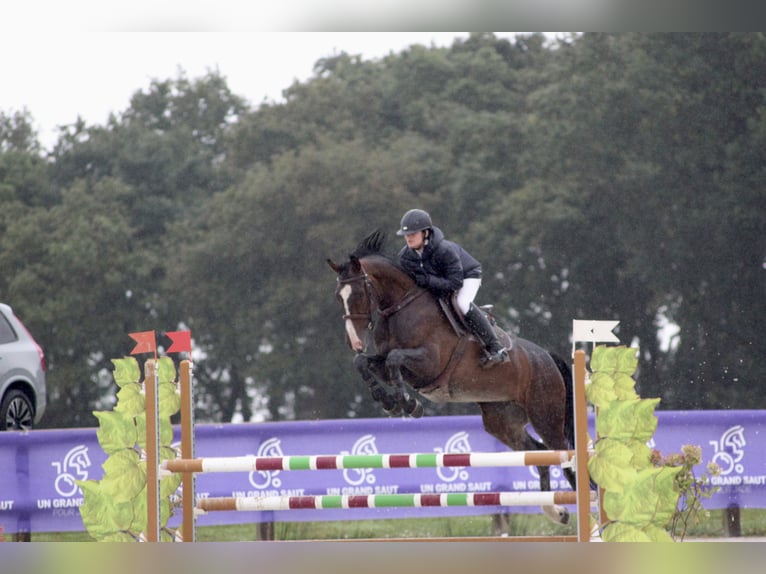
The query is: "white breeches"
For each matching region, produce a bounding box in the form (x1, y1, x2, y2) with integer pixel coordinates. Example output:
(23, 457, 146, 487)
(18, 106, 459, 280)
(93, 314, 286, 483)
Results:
(457, 277, 481, 314)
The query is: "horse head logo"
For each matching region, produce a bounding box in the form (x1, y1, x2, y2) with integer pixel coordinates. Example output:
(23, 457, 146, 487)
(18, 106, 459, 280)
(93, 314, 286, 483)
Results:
(709, 425, 747, 475)
(248, 437, 284, 489)
(52, 445, 91, 497)
(342, 434, 378, 486)
(435, 431, 471, 482)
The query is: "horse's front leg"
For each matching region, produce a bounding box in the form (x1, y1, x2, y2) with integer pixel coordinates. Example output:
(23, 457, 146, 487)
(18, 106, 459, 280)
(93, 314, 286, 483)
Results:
(385, 348, 432, 418)
(353, 353, 401, 415)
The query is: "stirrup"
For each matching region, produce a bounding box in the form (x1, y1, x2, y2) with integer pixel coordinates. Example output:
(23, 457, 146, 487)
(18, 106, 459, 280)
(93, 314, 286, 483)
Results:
(482, 347, 509, 367)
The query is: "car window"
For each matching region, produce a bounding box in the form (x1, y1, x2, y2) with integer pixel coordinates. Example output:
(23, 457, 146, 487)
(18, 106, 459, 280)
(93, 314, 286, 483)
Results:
(0, 313, 18, 345)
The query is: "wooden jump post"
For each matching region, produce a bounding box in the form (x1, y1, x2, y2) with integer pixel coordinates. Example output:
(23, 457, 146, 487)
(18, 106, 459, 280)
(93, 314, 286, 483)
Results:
(573, 348, 591, 542)
(143, 358, 194, 542)
(179, 360, 195, 542)
(144, 359, 160, 542)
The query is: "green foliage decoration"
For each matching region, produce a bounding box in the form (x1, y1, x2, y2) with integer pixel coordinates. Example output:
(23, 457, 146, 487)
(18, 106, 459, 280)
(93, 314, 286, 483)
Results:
(76, 356, 182, 541)
(586, 345, 717, 542)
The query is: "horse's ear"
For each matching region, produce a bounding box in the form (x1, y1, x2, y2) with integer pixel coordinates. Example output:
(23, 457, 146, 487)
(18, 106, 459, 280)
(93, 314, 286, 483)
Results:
(327, 259, 341, 274)
(350, 255, 363, 274)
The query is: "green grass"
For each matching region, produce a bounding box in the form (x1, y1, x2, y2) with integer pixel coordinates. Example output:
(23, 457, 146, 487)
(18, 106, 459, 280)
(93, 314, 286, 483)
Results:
(17, 509, 766, 542)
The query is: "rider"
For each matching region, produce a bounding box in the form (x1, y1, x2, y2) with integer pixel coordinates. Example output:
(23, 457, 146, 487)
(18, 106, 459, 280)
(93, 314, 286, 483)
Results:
(396, 208, 509, 366)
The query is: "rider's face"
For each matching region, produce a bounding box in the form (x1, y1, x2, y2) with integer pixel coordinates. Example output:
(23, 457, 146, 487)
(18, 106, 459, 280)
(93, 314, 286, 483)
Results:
(404, 231, 426, 250)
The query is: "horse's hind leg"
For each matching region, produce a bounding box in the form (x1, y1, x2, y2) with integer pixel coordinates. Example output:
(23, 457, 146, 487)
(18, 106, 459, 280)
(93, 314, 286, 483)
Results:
(525, 385, 577, 491)
(492, 513, 510, 537)
(479, 402, 570, 526)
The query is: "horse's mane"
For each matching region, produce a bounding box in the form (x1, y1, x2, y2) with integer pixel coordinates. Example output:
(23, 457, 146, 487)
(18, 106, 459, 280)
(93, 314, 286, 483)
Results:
(349, 229, 407, 273)
(350, 229, 388, 259)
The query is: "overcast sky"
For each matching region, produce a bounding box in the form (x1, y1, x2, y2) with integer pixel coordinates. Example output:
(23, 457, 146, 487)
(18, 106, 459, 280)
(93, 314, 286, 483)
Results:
(1, 32, 481, 151)
(1, 2, 735, 152)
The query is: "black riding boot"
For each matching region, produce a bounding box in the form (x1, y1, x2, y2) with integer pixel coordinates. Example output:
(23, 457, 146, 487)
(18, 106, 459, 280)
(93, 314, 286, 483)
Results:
(464, 303, 509, 366)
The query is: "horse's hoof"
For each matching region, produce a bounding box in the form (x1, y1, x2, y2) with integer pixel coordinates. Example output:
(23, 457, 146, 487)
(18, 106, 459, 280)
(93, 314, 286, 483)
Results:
(380, 395, 401, 416)
(542, 504, 570, 525)
(408, 402, 424, 418)
(401, 395, 424, 418)
(383, 400, 402, 415)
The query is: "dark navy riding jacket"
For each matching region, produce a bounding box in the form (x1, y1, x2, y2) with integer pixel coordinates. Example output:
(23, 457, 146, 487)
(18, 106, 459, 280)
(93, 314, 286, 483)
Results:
(398, 226, 482, 296)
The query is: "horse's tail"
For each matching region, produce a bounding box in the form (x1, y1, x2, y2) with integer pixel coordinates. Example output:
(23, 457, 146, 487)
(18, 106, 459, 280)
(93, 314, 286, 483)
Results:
(549, 352, 575, 449)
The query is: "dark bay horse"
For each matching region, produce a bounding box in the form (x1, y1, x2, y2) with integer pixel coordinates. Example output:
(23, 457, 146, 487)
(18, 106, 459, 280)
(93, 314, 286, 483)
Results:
(327, 231, 577, 524)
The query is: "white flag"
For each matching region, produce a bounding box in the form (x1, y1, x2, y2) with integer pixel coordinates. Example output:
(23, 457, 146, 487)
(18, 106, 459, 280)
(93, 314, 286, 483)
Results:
(572, 320, 620, 344)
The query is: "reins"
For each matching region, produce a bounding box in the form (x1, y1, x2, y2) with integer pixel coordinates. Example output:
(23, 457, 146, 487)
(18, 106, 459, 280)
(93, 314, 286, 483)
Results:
(378, 288, 428, 318)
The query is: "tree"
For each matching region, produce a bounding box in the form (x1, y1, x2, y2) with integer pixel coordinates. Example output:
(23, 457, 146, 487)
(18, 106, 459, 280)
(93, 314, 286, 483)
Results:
(0, 109, 40, 154)
(630, 33, 766, 407)
(165, 136, 425, 422)
(0, 178, 154, 427)
(0, 110, 54, 207)
(473, 33, 766, 408)
(51, 71, 247, 237)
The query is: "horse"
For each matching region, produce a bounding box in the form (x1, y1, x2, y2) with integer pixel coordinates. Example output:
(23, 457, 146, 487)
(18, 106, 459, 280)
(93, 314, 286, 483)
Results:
(327, 230, 578, 525)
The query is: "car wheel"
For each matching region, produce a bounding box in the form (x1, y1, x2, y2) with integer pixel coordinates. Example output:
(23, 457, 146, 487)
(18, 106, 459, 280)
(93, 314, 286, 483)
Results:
(0, 389, 35, 430)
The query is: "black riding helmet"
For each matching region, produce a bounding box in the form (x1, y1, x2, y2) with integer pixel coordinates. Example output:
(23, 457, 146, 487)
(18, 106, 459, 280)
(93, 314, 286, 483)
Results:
(396, 209, 432, 236)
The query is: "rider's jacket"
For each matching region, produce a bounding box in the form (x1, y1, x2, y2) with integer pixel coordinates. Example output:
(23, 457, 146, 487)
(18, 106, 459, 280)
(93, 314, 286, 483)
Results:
(398, 226, 481, 296)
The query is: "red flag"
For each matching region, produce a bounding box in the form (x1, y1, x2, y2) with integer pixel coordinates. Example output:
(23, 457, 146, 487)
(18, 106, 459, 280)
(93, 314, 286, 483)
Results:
(129, 331, 156, 355)
(165, 330, 192, 354)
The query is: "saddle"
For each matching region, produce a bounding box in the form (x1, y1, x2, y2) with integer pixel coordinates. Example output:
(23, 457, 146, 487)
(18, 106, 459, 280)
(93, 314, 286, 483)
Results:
(437, 294, 513, 351)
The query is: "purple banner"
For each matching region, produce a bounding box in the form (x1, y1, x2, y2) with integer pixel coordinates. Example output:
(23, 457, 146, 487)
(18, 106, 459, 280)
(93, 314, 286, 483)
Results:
(650, 410, 766, 508)
(0, 411, 764, 534)
(0, 428, 101, 535)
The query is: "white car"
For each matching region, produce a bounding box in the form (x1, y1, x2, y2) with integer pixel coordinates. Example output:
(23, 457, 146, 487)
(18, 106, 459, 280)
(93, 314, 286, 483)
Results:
(0, 303, 47, 430)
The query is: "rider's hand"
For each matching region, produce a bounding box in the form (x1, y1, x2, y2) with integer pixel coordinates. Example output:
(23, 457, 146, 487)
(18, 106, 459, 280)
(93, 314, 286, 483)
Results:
(413, 270, 430, 288)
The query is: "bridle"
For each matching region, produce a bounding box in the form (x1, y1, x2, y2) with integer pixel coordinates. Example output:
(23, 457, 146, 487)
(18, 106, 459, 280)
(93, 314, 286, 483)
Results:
(337, 272, 377, 329)
(337, 270, 428, 328)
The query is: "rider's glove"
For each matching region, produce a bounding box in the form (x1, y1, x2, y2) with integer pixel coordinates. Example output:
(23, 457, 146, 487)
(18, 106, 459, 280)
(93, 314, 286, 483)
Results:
(413, 270, 430, 288)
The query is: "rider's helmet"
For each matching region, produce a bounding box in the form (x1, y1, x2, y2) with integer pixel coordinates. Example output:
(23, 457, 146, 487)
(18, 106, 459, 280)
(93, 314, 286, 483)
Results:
(396, 209, 433, 236)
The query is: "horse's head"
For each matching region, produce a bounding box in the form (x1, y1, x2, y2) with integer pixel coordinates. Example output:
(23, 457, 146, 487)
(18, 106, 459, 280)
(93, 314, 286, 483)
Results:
(327, 254, 374, 352)
(327, 230, 412, 352)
